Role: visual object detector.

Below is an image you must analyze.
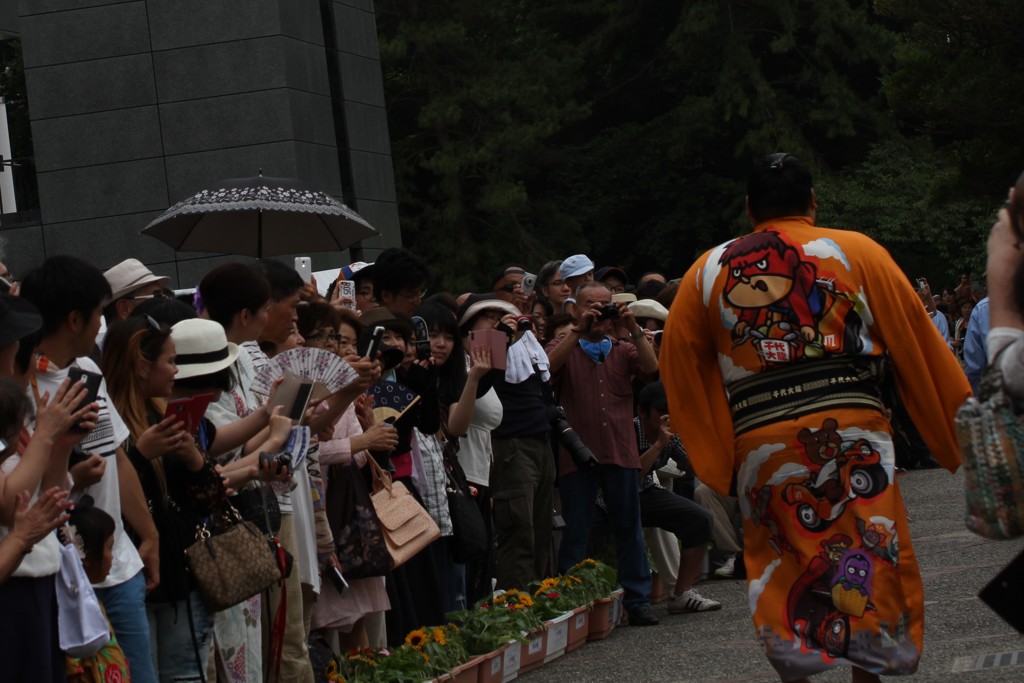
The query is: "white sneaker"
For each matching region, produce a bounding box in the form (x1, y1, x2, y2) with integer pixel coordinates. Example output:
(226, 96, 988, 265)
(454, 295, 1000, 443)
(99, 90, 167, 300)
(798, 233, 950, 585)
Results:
(668, 588, 722, 614)
(714, 554, 736, 578)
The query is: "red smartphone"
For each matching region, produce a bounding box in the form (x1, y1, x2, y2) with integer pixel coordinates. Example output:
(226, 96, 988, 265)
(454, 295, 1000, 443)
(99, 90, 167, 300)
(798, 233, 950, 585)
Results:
(164, 393, 213, 433)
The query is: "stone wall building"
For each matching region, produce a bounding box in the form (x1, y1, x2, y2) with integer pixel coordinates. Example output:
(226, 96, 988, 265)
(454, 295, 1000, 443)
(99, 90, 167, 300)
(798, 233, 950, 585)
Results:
(1, 0, 400, 287)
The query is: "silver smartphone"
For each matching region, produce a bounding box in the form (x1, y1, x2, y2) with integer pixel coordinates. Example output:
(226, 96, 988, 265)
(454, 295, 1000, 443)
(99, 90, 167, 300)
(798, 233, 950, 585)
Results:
(294, 256, 312, 284)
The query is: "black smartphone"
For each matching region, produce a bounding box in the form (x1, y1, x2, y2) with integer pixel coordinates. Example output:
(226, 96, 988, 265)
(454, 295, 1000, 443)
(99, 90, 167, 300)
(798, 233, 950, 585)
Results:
(328, 564, 348, 594)
(364, 325, 385, 361)
(67, 367, 102, 429)
(410, 316, 431, 361)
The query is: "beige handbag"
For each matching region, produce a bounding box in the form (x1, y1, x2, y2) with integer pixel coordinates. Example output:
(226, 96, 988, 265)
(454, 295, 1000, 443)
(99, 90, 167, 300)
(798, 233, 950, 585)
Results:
(368, 458, 441, 569)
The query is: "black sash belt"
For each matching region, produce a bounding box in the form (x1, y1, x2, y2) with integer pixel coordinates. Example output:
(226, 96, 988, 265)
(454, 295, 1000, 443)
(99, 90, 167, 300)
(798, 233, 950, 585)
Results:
(728, 356, 887, 435)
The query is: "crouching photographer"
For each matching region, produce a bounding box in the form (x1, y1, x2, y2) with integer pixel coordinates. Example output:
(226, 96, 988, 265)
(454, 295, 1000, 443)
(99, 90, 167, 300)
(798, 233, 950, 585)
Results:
(455, 294, 556, 592)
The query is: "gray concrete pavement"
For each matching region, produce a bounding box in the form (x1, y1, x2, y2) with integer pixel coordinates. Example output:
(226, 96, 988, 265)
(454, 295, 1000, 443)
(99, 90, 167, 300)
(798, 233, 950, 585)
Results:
(524, 468, 1024, 682)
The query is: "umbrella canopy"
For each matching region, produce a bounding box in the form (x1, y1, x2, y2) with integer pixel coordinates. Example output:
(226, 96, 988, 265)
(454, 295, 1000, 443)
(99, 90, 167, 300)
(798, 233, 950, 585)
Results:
(141, 174, 377, 257)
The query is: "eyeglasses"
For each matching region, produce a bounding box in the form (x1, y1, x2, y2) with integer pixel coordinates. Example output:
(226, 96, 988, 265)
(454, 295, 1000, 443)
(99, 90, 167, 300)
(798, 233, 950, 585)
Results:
(396, 289, 428, 301)
(306, 331, 343, 344)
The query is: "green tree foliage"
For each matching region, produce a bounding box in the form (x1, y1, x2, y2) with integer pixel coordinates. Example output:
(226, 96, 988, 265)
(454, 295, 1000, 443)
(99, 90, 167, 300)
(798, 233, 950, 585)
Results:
(376, 1, 1017, 291)
(377, 0, 904, 288)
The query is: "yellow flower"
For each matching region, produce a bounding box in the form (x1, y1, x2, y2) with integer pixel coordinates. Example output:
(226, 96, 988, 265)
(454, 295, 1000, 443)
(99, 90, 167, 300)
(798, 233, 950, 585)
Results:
(535, 578, 560, 595)
(568, 576, 583, 585)
(518, 593, 534, 607)
(405, 628, 430, 650)
(511, 603, 525, 610)
(577, 558, 597, 568)
(432, 628, 448, 645)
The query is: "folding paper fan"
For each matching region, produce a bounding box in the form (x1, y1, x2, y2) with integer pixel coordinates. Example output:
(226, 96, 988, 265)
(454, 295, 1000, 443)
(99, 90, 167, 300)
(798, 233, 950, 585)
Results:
(367, 380, 417, 424)
(251, 347, 359, 396)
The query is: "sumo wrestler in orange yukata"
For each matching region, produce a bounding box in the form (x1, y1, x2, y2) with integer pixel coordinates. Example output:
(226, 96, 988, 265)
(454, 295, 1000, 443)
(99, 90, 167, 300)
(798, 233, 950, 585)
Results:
(719, 230, 864, 364)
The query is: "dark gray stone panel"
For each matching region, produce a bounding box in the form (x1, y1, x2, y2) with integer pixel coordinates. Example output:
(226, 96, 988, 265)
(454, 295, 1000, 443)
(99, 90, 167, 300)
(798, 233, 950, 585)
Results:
(283, 38, 332, 96)
(289, 90, 337, 147)
(24, 54, 157, 120)
(334, 52, 385, 107)
(163, 141, 299, 205)
(153, 37, 288, 102)
(342, 101, 390, 154)
(0, 224, 46, 272)
(36, 158, 168, 224)
(331, 3, 378, 60)
(18, 0, 135, 17)
(159, 90, 293, 156)
(31, 106, 162, 172)
(292, 141, 344, 198)
(347, 150, 396, 202)
(44, 210, 174, 265)
(147, 0, 281, 51)
(278, 0, 323, 46)
(19, 2, 148, 68)
(1, 1, 18, 37)
(333, 0, 374, 14)
(349, 198, 401, 249)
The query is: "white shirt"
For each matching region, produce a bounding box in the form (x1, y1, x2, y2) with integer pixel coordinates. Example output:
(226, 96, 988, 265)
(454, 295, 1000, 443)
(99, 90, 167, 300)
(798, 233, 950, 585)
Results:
(0, 455, 61, 577)
(30, 356, 142, 588)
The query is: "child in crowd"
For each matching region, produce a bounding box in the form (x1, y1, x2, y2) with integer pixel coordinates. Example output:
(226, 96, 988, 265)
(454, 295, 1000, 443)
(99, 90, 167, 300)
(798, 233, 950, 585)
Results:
(65, 495, 131, 683)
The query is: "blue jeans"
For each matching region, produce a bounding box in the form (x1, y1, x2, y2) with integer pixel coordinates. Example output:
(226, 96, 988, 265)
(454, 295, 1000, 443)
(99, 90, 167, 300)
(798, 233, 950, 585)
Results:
(558, 466, 651, 611)
(96, 570, 158, 683)
(147, 590, 214, 683)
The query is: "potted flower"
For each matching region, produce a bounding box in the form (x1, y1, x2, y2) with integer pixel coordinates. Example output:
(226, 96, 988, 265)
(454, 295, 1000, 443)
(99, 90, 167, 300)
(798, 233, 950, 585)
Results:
(405, 625, 477, 683)
(447, 589, 542, 682)
(566, 559, 619, 646)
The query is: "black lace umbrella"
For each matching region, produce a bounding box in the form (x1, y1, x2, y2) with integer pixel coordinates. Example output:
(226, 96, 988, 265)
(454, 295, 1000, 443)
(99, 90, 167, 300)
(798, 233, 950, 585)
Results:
(141, 174, 376, 257)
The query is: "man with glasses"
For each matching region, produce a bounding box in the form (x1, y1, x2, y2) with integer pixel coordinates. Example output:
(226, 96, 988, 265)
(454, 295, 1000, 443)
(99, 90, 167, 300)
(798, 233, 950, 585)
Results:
(102, 258, 171, 326)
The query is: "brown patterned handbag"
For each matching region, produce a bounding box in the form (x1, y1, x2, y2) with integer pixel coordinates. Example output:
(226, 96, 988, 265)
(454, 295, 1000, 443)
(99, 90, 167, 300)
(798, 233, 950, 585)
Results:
(184, 506, 282, 612)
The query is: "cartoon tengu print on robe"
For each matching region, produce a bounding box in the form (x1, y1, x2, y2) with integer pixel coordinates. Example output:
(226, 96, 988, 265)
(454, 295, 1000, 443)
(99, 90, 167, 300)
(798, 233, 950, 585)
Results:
(782, 418, 890, 534)
(719, 231, 864, 365)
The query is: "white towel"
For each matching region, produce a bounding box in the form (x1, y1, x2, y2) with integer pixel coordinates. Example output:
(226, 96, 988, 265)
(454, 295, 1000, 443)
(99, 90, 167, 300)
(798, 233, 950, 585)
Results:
(505, 331, 550, 384)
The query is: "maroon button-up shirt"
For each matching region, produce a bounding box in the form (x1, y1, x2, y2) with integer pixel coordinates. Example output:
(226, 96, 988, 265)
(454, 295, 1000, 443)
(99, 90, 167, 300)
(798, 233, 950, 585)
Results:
(546, 336, 644, 477)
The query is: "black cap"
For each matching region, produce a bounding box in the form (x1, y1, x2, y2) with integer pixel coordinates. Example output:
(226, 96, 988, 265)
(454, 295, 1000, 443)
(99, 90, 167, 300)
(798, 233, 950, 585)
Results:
(0, 295, 43, 348)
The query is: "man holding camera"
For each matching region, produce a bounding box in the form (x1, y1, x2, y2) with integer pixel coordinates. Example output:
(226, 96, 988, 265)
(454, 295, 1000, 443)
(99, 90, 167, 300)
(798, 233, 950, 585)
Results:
(546, 280, 660, 626)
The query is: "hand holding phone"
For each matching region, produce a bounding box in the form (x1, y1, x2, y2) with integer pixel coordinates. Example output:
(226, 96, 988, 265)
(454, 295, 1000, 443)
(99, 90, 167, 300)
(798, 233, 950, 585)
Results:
(364, 325, 385, 360)
(294, 257, 312, 284)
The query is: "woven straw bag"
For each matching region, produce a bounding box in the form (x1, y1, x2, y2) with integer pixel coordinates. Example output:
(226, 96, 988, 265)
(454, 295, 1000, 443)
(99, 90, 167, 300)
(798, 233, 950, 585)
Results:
(368, 458, 440, 569)
(955, 357, 1024, 539)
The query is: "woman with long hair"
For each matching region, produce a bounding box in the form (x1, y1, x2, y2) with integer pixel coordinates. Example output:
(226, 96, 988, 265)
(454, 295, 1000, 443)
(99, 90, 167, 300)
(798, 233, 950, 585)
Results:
(100, 316, 219, 682)
(413, 302, 494, 610)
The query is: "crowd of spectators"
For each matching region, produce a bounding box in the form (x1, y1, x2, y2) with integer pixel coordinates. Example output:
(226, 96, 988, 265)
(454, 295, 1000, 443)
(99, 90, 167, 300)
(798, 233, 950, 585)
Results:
(0, 241, 737, 683)
(0, 162, 1016, 682)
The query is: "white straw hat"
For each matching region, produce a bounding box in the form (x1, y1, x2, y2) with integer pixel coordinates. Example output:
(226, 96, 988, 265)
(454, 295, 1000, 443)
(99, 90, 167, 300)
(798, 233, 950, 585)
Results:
(170, 319, 239, 379)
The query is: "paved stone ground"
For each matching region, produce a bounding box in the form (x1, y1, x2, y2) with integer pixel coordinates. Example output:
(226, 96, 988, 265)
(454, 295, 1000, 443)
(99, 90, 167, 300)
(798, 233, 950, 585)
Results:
(523, 468, 1024, 682)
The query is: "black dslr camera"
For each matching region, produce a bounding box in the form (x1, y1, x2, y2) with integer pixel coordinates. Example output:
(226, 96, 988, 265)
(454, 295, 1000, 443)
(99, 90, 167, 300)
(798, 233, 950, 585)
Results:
(548, 406, 599, 470)
(596, 303, 619, 321)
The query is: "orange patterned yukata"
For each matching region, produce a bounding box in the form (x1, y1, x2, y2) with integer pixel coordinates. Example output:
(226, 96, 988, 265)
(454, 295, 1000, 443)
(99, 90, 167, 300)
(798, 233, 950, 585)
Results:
(661, 216, 969, 680)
